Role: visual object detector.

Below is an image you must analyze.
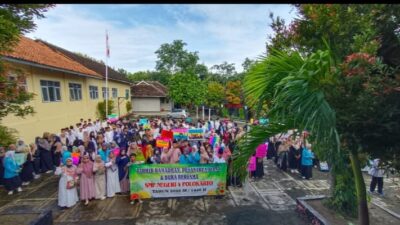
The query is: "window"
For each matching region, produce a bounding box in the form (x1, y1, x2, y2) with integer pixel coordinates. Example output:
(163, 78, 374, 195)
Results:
(102, 87, 109, 99)
(9, 73, 28, 91)
(89, 85, 98, 99)
(161, 98, 169, 104)
(40, 80, 61, 102)
(112, 88, 118, 98)
(69, 83, 82, 101)
(125, 89, 130, 99)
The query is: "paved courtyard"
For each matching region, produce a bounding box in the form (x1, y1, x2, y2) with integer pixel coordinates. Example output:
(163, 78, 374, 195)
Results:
(0, 159, 399, 225)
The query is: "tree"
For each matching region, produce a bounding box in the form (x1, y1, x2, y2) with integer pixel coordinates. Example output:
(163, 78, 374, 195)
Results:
(0, 4, 53, 121)
(211, 61, 237, 77)
(167, 73, 206, 108)
(206, 81, 225, 108)
(128, 70, 169, 85)
(155, 40, 199, 75)
(242, 57, 256, 72)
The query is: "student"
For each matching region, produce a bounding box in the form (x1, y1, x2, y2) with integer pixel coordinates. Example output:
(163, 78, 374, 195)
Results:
(55, 158, 79, 208)
(213, 148, 226, 163)
(116, 149, 130, 194)
(369, 158, 385, 196)
(0, 147, 5, 186)
(128, 153, 143, 204)
(93, 155, 106, 200)
(199, 146, 210, 164)
(105, 151, 121, 197)
(3, 149, 23, 195)
(20, 146, 34, 186)
(179, 147, 194, 164)
(301, 143, 314, 180)
(77, 154, 95, 205)
(169, 140, 181, 164)
(38, 134, 54, 173)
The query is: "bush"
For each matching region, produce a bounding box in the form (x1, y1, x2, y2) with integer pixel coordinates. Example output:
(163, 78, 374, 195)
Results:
(239, 108, 245, 120)
(97, 100, 115, 120)
(126, 101, 132, 113)
(0, 125, 18, 147)
(221, 107, 229, 118)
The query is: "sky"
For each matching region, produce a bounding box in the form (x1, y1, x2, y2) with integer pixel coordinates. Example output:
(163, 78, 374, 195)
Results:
(27, 4, 297, 73)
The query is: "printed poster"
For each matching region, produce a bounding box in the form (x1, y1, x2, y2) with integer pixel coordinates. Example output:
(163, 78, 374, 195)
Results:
(188, 129, 204, 140)
(172, 128, 188, 140)
(156, 138, 169, 148)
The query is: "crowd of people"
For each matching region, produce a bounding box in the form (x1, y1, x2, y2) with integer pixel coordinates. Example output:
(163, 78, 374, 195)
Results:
(0, 116, 246, 208)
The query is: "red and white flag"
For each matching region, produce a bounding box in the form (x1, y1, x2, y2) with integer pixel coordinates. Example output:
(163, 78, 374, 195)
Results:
(106, 30, 110, 58)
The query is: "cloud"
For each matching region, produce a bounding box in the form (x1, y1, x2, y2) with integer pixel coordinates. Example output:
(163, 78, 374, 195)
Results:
(26, 4, 296, 73)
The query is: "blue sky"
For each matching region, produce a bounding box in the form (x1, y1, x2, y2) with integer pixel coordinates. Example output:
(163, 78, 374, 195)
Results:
(27, 4, 297, 73)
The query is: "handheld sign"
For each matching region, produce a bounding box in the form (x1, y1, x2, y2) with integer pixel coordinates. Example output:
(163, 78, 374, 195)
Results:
(172, 128, 188, 140)
(188, 129, 204, 140)
(156, 138, 170, 148)
(161, 130, 173, 140)
(139, 118, 149, 125)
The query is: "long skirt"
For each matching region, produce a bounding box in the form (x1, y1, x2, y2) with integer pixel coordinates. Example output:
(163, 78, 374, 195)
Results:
(254, 159, 264, 178)
(119, 178, 129, 193)
(40, 150, 53, 173)
(4, 176, 22, 191)
(58, 175, 79, 207)
(106, 168, 121, 197)
(53, 151, 61, 167)
(20, 161, 34, 182)
(94, 174, 106, 199)
(79, 173, 96, 200)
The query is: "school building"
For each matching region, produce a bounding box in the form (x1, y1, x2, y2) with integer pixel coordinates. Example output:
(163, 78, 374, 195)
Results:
(1, 36, 132, 142)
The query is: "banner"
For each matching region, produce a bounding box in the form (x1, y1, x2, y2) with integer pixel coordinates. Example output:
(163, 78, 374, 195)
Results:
(130, 163, 227, 199)
(156, 138, 169, 148)
(14, 153, 27, 166)
(161, 130, 173, 140)
(172, 128, 188, 140)
(188, 129, 204, 140)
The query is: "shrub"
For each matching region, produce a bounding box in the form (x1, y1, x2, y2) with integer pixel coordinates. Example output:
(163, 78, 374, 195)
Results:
(221, 107, 229, 118)
(0, 125, 18, 147)
(239, 108, 245, 120)
(97, 100, 115, 120)
(126, 101, 132, 113)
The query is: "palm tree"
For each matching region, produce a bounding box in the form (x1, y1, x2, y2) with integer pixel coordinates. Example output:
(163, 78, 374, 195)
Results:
(234, 48, 371, 224)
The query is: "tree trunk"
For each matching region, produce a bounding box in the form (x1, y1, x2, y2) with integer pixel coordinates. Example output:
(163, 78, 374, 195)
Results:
(349, 151, 369, 225)
(328, 171, 335, 197)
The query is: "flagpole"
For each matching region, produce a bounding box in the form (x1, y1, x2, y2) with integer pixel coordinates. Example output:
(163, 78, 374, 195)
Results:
(105, 29, 109, 119)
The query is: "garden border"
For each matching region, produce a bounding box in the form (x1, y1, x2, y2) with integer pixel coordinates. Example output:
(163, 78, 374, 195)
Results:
(296, 195, 330, 225)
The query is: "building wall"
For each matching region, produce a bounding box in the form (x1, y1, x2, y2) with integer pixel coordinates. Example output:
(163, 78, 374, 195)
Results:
(132, 97, 160, 112)
(2, 62, 131, 142)
(160, 101, 172, 112)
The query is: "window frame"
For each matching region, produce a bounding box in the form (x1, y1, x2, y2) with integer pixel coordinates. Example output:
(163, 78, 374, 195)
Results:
(125, 89, 130, 100)
(89, 85, 99, 100)
(69, 83, 82, 101)
(112, 87, 118, 99)
(40, 80, 61, 103)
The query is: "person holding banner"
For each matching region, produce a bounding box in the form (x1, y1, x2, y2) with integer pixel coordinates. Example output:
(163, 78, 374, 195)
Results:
(199, 146, 210, 164)
(3, 149, 23, 195)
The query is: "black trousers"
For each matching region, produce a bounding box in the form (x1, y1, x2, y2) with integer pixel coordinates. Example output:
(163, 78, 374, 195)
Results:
(303, 165, 312, 179)
(370, 176, 383, 194)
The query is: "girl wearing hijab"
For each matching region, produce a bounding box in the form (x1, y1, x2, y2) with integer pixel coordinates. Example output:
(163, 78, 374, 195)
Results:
(20, 146, 34, 186)
(83, 131, 96, 161)
(38, 133, 53, 173)
(77, 154, 95, 205)
(3, 149, 23, 195)
(199, 146, 210, 164)
(61, 146, 71, 166)
(93, 155, 106, 200)
(50, 135, 63, 167)
(30, 142, 41, 179)
(116, 149, 130, 193)
(105, 151, 121, 197)
(55, 158, 79, 208)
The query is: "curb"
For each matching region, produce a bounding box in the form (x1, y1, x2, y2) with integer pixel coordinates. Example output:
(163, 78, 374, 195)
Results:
(296, 195, 330, 225)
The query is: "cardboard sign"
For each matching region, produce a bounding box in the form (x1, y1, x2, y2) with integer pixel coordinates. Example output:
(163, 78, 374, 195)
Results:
(14, 153, 27, 166)
(139, 118, 149, 125)
(172, 128, 188, 140)
(156, 138, 170, 148)
(188, 129, 204, 140)
(161, 130, 173, 140)
(143, 124, 151, 129)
